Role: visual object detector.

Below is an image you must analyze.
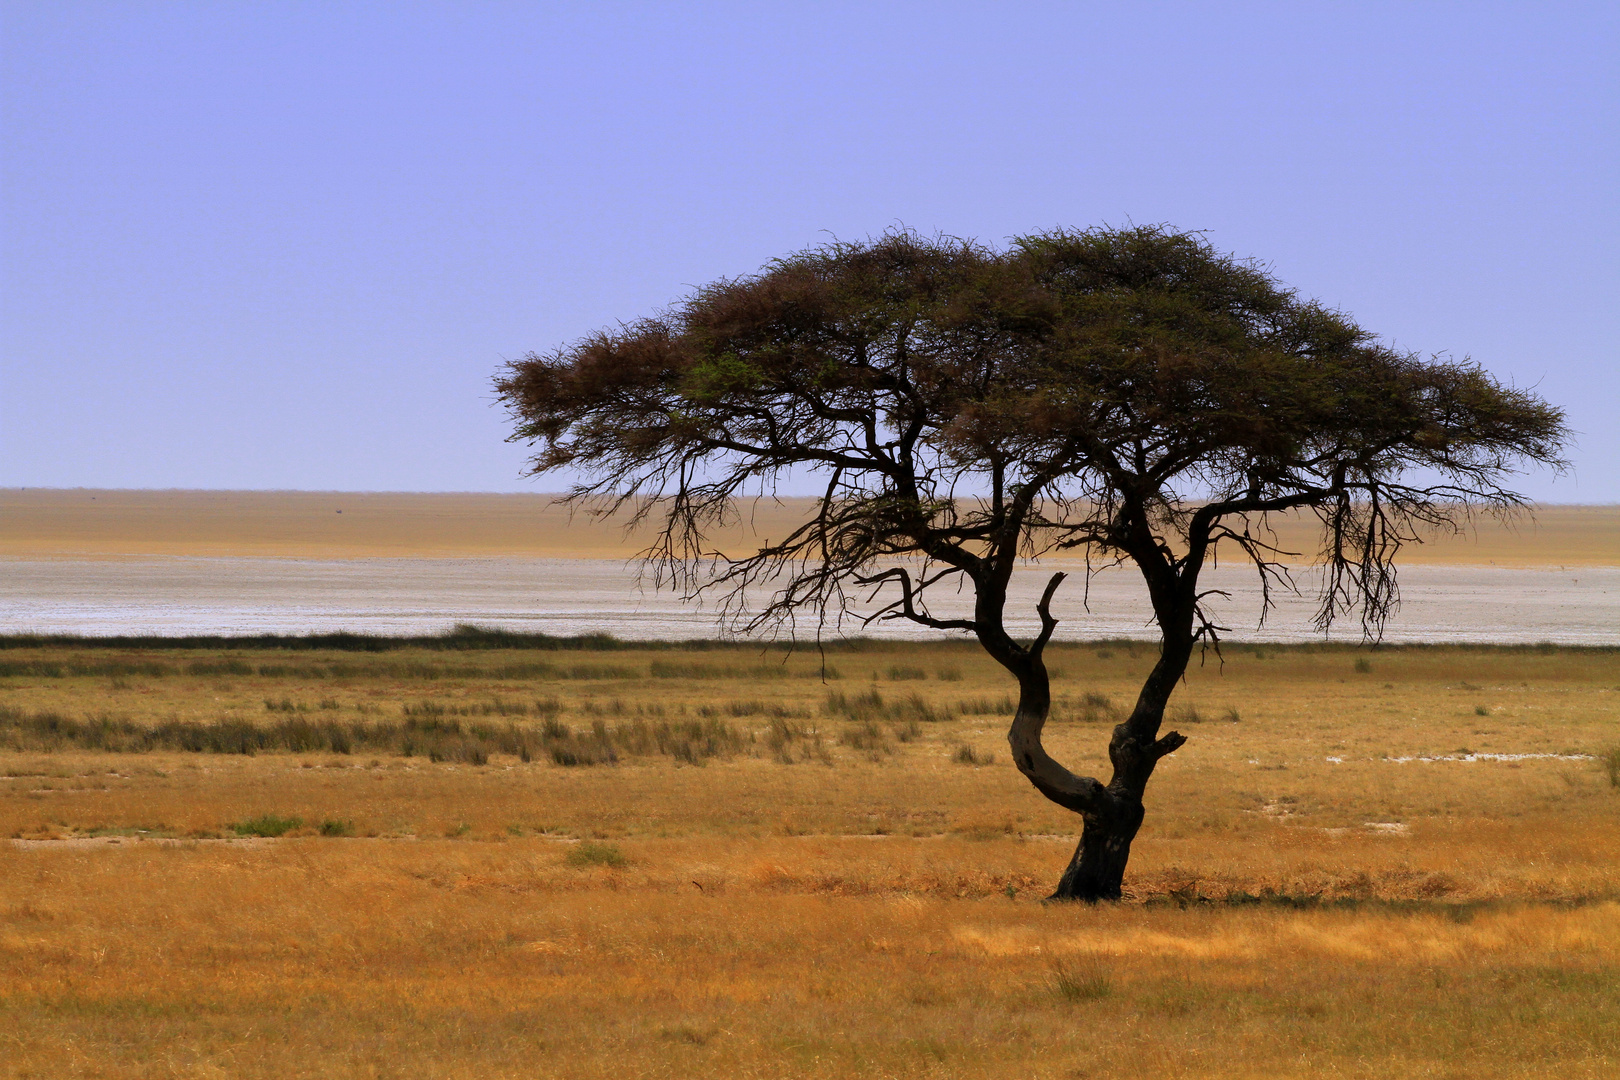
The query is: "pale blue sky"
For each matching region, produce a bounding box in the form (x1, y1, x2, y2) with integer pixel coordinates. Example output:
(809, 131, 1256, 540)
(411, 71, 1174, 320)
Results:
(2, 2, 1615, 499)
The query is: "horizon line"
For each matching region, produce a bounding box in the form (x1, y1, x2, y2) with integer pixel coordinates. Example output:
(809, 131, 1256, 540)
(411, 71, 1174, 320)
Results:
(4, 486, 1615, 508)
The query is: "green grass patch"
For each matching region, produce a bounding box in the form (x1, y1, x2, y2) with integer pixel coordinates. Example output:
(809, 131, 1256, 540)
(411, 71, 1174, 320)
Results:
(565, 841, 627, 868)
(229, 814, 303, 838)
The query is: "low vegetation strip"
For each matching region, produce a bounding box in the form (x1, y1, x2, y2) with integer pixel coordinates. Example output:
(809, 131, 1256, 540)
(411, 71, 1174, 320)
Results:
(0, 657, 644, 681)
(0, 705, 747, 766)
(0, 653, 844, 682)
(0, 626, 645, 653)
(0, 658, 177, 678)
(0, 625, 949, 654)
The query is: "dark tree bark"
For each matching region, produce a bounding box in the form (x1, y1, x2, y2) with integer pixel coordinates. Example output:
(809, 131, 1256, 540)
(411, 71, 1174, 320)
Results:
(983, 536, 1195, 901)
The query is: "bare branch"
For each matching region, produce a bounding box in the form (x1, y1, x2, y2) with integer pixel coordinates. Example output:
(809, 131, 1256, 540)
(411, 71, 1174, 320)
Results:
(1030, 571, 1067, 659)
(854, 566, 979, 633)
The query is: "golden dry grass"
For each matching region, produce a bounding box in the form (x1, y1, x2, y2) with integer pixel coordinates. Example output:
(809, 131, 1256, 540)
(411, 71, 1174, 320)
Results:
(3, 488, 1616, 563)
(3, 640, 1620, 1077)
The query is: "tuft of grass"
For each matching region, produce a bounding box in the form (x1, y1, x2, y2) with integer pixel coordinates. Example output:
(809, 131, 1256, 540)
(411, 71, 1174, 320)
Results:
(230, 813, 302, 838)
(953, 745, 994, 767)
(1354, 657, 1373, 674)
(957, 695, 1016, 717)
(902, 693, 949, 723)
(694, 699, 805, 720)
(839, 720, 892, 757)
(1076, 693, 1118, 723)
(1475, 704, 1490, 716)
(764, 718, 829, 764)
(1601, 745, 1620, 788)
(824, 688, 949, 724)
(565, 841, 626, 868)
(1051, 960, 1112, 1002)
(1222, 707, 1242, 723)
(318, 818, 352, 837)
(1171, 704, 1203, 725)
(935, 666, 963, 682)
(886, 664, 927, 681)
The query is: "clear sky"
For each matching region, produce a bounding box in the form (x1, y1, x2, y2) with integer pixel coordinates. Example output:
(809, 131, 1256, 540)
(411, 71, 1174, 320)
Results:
(2, 2, 1615, 500)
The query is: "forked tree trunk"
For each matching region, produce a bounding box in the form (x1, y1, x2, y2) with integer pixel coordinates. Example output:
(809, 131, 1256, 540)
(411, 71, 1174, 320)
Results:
(1008, 674, 1161, 902)
(1004, 632, 1189, 902)
(984, 556, 1196, 902)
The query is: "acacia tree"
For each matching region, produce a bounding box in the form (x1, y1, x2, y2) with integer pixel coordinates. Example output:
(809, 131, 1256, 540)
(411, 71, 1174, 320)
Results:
(496, 226, 1565, 901)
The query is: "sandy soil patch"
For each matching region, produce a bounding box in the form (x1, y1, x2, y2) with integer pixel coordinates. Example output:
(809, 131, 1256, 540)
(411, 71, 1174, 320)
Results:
(3, 489, 1616, 563)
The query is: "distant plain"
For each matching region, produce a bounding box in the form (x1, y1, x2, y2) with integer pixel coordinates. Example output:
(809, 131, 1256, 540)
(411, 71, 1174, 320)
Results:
(4, 488, 1617, 562)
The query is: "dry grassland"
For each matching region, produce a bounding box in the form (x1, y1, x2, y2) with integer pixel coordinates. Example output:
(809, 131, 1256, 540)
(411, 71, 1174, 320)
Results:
(3, 488, 1617, 563)
(3, 638, 1619, 1078)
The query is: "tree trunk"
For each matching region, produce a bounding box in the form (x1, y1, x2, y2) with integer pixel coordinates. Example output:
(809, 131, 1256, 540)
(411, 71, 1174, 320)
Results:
(993, 564, 1195, 903)
(1050, 796, 1145, 901)
(1006, 638, 1187, 903)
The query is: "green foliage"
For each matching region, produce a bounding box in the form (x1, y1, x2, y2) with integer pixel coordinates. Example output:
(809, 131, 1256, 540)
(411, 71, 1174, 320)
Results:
(680, 352, 765, 402)
(565, 841, 627, 868)
(230, 814, 302, 838)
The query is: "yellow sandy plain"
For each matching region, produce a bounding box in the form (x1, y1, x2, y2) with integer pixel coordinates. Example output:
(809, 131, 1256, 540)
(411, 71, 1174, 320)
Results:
(2, 488, 1616, 563)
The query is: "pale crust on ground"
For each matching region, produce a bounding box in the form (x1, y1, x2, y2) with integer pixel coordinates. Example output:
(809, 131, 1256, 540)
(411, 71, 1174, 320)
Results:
(2, 488, 1615, 564)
